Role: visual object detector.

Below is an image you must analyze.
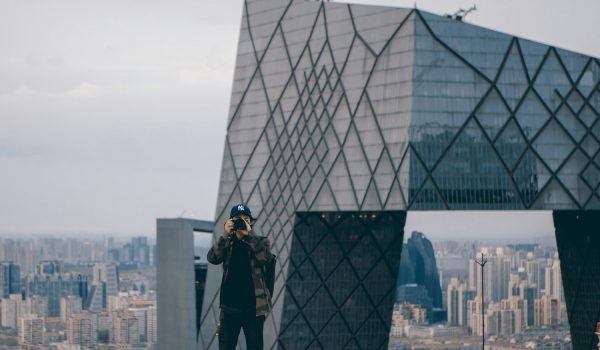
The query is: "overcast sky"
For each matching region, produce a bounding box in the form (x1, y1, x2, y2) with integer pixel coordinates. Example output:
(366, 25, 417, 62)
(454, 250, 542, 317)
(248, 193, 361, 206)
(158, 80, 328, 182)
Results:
(1, 0, 598, 236)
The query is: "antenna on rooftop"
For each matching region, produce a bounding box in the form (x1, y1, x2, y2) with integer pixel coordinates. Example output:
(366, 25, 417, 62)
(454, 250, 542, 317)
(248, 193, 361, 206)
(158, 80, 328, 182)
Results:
(446, 5, 477, 22)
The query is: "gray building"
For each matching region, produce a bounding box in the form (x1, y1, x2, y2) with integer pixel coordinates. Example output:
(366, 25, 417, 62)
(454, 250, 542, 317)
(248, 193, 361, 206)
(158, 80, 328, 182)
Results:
(199, 0, 600, 349)
(0, 262, 20, 298)
(156, 218, 213, 350)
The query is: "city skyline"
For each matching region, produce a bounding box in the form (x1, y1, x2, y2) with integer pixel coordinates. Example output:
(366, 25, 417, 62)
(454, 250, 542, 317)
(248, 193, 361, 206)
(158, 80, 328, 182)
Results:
(1, 0, 600, 235)
(0, 226, 568, 348)
(392, 232, 571, 349)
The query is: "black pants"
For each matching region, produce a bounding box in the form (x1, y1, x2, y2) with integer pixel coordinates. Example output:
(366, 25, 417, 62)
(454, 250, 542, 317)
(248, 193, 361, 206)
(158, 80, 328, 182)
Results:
(218, 310, 265, 350)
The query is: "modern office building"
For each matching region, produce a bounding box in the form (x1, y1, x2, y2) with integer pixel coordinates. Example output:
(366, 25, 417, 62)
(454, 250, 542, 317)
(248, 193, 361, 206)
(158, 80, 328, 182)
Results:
(399, 231, 442, 308)
(198, 0, 600, 349)
(0, 262, 20, 298)
(88, 263, 120, 312)
(26, 273, 87, 317)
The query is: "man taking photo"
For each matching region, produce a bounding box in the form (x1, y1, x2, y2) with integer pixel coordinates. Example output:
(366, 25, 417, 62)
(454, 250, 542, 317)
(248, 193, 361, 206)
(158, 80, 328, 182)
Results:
(207, 204, 273, 350)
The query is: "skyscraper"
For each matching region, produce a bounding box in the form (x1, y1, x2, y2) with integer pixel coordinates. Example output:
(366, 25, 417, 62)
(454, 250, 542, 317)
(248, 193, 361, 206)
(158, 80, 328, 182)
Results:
(200, 0, 600, 348)
(88, 263, 119, 312)
(399, 231, 443, 308)
(0, 262, 20, 298)
(488, 250, 511, 302)
(447, 278, 461, 326)
(522, 286, 538, 327)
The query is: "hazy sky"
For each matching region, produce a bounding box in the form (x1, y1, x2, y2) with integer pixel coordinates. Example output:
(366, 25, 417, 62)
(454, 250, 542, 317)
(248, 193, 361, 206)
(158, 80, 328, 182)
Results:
(404, 210, 555, 243)
(1, 0, 598, 236)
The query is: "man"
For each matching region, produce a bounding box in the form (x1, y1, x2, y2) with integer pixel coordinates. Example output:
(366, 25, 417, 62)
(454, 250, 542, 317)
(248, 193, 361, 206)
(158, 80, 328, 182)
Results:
(207, 204, 273, 350)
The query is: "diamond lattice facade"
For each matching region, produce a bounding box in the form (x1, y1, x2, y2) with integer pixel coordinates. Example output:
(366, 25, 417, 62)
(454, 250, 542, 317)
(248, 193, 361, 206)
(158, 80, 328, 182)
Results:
(199, 0, 600, 349)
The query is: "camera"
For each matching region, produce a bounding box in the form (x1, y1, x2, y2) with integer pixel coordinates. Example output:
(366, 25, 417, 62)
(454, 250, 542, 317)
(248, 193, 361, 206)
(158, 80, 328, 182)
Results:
(233, 218, 247, 231)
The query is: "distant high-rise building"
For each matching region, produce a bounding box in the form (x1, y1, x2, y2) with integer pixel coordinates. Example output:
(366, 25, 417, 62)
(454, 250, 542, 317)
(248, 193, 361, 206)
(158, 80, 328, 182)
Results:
(468, 259, 481, 294)
(146, 306, 157, 345)
(551, 257, 563, 303)
(114, 310, 140, 345)
(396, 284, 433, 323)
(26, 273, 83, 316)
(459, 289, 477, 327)
(498, 308, 519, 335)
(61, 295, 83, 322)
(1, 298, 17, 328)
(19, 314, 44, 345)
(399, 232, 443, 308)
(394, 302, 428, 325)
(534, 292, 560, 327)
(488, 252, 511, 302)
(0, 262, 20, 298)
(524, 254, 542, 290)
(447, 278, 461, 326)
(543, 257, 564, 305)
(500, 297, 526, 333)
(467, 297, 483, 336)
(97, 311, 113, 344)
(131, 237, 149, 264)
(522, 286, 538, 327)
(10, 293, 23, 324)
(88, 263, 119, 312)
(36, 260, 62, 276)
(447, 278, 475, 327)
(67, 311, 98, 347)
(26, 296, 49, 318)
(122, 243, 134, 262)
(128, 307, 147, 342)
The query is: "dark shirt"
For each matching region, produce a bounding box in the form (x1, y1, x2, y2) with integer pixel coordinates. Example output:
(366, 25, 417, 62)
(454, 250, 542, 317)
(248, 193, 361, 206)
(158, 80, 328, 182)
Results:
(220, 235, 256, 312)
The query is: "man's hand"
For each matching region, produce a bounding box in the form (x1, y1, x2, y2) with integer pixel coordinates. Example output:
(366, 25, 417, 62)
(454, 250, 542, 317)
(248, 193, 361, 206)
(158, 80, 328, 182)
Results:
(237, 218, 251, 236)
(223, 219, 234, 237)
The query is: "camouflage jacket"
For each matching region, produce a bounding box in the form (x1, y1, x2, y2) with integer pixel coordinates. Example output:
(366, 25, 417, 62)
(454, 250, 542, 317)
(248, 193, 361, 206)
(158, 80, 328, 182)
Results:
(207, 231, 273, 316)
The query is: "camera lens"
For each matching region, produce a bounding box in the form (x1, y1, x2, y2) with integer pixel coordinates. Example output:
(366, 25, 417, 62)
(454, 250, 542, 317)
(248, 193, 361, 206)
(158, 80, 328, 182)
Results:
(233, 218, 246, 230)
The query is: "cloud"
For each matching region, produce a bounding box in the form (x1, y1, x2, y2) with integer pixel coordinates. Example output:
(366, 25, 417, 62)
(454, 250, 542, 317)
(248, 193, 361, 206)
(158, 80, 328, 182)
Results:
(178, 69, 204, 86)
(63, 83, 102, 98)
(0, 144, 42, 158)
